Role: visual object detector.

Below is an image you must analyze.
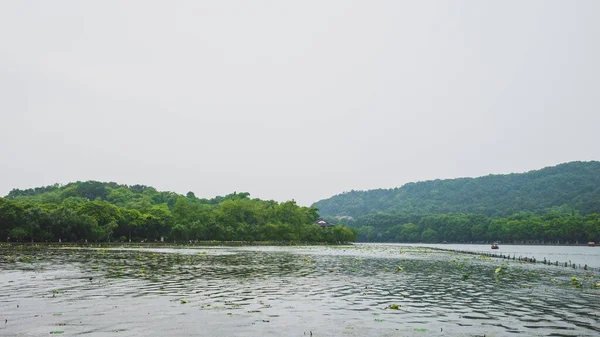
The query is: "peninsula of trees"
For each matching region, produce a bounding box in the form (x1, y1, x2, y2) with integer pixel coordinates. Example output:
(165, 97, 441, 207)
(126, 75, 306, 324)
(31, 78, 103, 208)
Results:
(313, 161, 600, 244)
(0, 182, 356, 244)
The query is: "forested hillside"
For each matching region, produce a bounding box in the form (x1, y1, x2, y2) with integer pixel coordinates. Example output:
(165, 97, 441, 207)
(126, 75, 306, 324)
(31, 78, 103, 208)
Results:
(1, 181, 355, 243)
(314, 161, 600, 243)
(313, 161, 600, 218)
(4, 161, 599, 245)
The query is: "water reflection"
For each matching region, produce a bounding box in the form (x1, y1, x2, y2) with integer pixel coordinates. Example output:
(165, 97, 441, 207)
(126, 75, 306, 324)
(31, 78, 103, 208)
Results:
(1, 245, 599, 336)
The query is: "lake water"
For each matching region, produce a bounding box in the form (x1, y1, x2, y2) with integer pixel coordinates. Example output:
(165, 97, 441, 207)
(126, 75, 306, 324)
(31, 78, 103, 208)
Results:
(1, 244, 599, 336)
(388, 243, 600, 269)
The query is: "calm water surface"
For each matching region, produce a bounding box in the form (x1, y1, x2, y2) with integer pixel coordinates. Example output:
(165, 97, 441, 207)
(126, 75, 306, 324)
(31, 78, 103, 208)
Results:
(1, 244, 599, 336)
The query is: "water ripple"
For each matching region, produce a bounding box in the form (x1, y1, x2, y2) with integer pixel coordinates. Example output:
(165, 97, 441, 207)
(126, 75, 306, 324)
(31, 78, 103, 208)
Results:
(1, 245, 599, 336)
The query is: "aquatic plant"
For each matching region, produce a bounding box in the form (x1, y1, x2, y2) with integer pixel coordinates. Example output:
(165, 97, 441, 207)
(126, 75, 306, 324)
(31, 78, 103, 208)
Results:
(19, 256, 32, 263)
(387, 304, 401, 310)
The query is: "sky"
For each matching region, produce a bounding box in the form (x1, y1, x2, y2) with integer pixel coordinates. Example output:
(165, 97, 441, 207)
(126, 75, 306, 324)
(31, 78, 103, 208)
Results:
(1, 1, 599, 206)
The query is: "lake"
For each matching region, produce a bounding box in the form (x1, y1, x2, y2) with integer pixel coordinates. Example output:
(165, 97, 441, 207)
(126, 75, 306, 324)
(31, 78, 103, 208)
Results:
(1, 244, 599, 336)
(386, 243, 600, 269)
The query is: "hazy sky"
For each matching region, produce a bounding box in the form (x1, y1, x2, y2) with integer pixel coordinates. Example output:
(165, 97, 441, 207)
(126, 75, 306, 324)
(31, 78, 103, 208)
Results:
(1, 1, 599, 205)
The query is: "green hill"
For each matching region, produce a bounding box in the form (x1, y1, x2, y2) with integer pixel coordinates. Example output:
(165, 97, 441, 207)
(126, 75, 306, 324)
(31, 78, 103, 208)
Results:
(313, 161, 600, 218)
(1, 181, 355, 243)
(312, 161, 600, 243)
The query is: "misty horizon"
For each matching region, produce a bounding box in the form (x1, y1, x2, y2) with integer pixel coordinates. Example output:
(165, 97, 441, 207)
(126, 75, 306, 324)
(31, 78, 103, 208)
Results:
(2, 1, 599, 206)
(4, 159, 596, 206)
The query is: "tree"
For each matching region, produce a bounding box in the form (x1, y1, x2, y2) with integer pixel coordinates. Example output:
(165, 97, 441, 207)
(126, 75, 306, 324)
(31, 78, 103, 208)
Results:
(402, 223, 420, 242)
(9, 227, 28, 242)
(23, 207, 48, 242)
(170, 223, 189, 242)
(421, 228, 439, 243)
(332, 226, 356, 243)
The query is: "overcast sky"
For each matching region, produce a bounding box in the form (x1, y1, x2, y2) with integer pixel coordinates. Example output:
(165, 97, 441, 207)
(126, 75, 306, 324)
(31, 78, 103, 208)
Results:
(1, 1, 599, 206)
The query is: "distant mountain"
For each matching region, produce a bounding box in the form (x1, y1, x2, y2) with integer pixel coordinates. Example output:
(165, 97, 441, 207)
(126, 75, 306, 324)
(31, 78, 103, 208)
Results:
(312, 161, 600, 218)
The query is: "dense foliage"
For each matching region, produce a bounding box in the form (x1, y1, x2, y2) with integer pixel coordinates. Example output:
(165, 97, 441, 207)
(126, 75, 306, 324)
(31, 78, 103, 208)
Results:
(1, 182, 356, 243)
(314, 161, 600, 243)
(313, 161, 600, 218)
(328, 211, 600, 244)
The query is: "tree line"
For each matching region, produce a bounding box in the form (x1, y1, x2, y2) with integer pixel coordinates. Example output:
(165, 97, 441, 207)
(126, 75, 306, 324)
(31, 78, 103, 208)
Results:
(1, 181, 356, 243)
(330, 210, 600, 244)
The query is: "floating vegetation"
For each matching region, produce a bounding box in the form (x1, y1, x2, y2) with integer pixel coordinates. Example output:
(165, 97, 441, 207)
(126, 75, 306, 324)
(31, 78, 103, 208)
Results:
(396, 266, 403, 272)
(495, 265, 508, 275)
(19, 256, 33, 263)
(387, 304, 401, 310)
(462, 273, 470, 280)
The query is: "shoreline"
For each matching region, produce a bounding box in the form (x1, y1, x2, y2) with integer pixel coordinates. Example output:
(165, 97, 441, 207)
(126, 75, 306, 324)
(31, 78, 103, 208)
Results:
(0, 241, 352, 248)
(356, 242, 597, 247)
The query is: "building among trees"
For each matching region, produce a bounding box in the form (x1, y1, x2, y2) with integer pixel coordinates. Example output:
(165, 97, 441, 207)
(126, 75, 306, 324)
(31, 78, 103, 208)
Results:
(315, 218, 332, 228)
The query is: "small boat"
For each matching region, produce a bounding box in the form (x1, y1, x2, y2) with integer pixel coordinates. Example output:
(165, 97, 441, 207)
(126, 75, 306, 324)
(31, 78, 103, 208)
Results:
(491, 243, 499, 249)
(589, 242, 596, 247)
